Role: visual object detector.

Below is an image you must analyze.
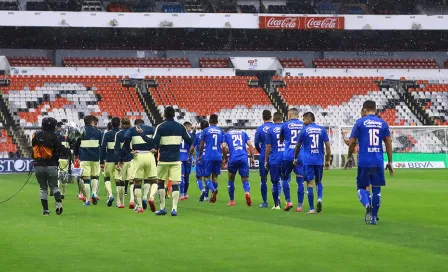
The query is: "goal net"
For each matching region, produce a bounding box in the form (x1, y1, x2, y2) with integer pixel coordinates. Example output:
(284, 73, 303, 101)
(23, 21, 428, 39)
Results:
(330, 126, 448, 169)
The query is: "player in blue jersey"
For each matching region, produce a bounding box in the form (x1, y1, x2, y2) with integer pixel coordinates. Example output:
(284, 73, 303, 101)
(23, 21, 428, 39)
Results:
(279, 108, 305, 211)
(345, 100, 394, 225)
(264, 112, 284, 210)
(191, 120, 211, 201)
(222, 129, 255, 206)
(199, 114, 224, 203)
(254, 110, 274, 208)
(180, 121, 193, 200)
(293, 112, 331, 214)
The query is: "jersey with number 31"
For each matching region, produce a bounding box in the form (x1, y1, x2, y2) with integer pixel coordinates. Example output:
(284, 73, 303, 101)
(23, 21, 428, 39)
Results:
(200, 126, 224, 161)
(350, 115, 390, 167)
(224, 130, 250, 162)
(298, 123, 329, 166)
(280, 119, 304, 161)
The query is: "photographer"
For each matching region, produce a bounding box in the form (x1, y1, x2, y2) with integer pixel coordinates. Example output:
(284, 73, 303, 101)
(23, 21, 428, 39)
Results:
(32, 117, 71, 216)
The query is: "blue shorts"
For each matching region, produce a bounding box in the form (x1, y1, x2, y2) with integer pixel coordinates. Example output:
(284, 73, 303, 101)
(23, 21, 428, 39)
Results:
(196, 161, 205, 178)
(228, 159, 250, 177)
(259, 156, 269, 177)
(281, 160, 304, 178)
(357, 167, 386, 188)
(204, 160, 222, 177)
(304, 165, 323, 182)
(181, 161, 192, 176)
(269, 163, 281, 184)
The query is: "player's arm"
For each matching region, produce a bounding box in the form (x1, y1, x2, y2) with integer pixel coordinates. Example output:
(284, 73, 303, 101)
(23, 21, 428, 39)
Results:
(279, 125, 285, 143)
(73, 138, 81, 159)
(254, 130, 261, 153)
(383, 124, 394, 176)
(246, 139, 255, 167)
(324, 141, 331, 170)
(221, 141, 228, 166)
(99, 133, 108, 165)
(264, 131, 272, 169)
(182, 125, 194, 146)
(293, 130, 304, 165)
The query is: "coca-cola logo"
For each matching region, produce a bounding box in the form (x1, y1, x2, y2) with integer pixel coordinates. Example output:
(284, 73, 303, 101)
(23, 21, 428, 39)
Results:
(266, 17, 298, 29)
(305, 17, 338, 29)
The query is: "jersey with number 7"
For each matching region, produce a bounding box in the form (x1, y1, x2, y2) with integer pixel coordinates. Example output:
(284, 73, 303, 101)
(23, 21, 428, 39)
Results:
(200, 125, 225, 161)
(280, 118, 305, 162)
(349, 115, 391, 167)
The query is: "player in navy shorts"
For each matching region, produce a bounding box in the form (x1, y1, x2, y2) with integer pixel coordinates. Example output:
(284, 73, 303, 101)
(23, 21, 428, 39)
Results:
(199, 114, 224, 203)
(264, 112, 284, 209)
(279, 108, 305, 211)
(345, 100, 394, 225)
(222, 129, 255, 206)
(191, 120, 210, 202)
(254, 110, 274, 208)
(180, 121, 193, 200)
(293, 112, 331, 214)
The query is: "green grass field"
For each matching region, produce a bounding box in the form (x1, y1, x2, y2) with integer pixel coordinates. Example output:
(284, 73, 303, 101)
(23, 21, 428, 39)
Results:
(0, 169, 447, 272)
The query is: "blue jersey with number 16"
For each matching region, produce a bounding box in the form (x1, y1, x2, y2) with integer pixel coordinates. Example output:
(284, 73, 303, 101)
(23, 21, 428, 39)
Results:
(224, 130, 250, 162)
(298, 123, 329, 166)
(200, 126, 224, 161)
(280, 119, 304, 161)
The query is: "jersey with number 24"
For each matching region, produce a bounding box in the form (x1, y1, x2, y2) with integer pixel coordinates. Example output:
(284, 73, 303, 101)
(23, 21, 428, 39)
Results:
(280, 119, 304, 161)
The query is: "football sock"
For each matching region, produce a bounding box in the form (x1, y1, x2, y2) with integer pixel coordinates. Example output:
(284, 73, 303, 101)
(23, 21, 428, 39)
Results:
(206, 179, 215, 192)
(297, 177, 304, 207)
(277, 183, 282, 203)
(372, 187, 381, 219)
(41, 199, 49, 211)
(205, 184, 210, 198)
(59, 182, 67, 196)
(158, 183, 166, 210)
(242, 181, 250, 193)
(172, 184, 179, 211)
(260, 177, 268, 203)
(91, 178, 98, 197)
(167, 180, 172, 196)
(53, 191, 62, 209)
(228, 181, 235, 200)
(124, 180, 129, 194)
(317, 182, 323, 201)
(282, 178, 291, 202)
(180, 177, 185, 196)
(143, 182, 150, 199)
(134, 184, 142, 208)
(83, 179, 90, 202)
(104, 179, 113, 197)
(307, 187, 314, 210)
(213, 181, 219, 190)
(184, 175, 190, 194)
(196, 178, 204, 191)
(129, 183, 135, 203)
(150, 183, 158, 200)
(357, 188, 370, 208)
(272, 183, 279, 206)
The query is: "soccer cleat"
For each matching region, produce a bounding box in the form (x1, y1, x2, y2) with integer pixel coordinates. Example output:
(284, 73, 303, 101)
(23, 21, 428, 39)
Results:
(142, 199, 148, 210)
(117, 204, 125, 208)
(155, 208, 167, 216)
(43, 210, 50, 216)
(210, 190, 218, 203)
(317, 200, 322, 213)
(204, 197, 209, 201)
(296, 206, 303, 213)
(284, 202, 293, 211)
(83, 201, 90, 206)
(365, 205, 373, 224)
(199, 190, 206, 202)
(259, 202, 268, 208)
(136, 208, 144, 213)
(129, 202, 135, 209)
(227, 200, 235, 206)
(307, 210, 316, 214)
(91, 195, 98, 205)
(272, 206, 281, 210)
(61, 195, 65, 200)
(185, 194, 189, 199)
(180, 196, 186, 201)
(107, 196, 114, 207)
(56, 207, 63, 215)
(148, 199, 156, 212)
(171, 209, 177, 216)
(245, 193, 252, 206)
(78, 194, 86, 202)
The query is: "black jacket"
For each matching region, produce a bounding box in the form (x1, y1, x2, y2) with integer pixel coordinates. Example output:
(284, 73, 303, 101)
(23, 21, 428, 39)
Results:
(32, 130, 71, 166)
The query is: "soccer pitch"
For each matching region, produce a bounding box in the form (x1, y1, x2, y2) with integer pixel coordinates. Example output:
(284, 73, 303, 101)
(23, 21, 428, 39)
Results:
(0, 169, 447, 272)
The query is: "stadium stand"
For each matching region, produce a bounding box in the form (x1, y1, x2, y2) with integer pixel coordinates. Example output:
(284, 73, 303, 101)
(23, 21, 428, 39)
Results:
(26, 1, 49, 10)
(161, 2, 185, 12)
(287, 1, 317, 14)
(107, 1, 130, 12)
(46, 0, 74, 11)
(239, 4, 257, 13)
(267, 4, 289, 13)
(1, 75, 151, 141)
(7, 57, 53, 67)
(408, 84, 448, 125)
(62, 57, 192, 68)
(199, 58, 232, 68)
(0, 126, 18, 158)
(313, 58, 440, 69)
(81, 0, 103, 11)
(0, 0, 19, 10)
(279, 58, 306, 68)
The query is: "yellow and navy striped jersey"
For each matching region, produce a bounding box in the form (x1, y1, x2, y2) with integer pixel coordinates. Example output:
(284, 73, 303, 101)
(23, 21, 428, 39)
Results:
(114, 128, 133, 163)
(74, 125, 103, 162)
(123, 125, 156, 152)
(100, 127, 120, 163)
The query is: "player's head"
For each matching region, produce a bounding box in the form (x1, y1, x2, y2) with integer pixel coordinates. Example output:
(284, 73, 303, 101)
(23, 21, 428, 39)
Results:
(287, 108, 299, 120)
(56, 121, 64, 131)
(41, 117, 57, 132)
(303, 112, 315, 125)
(93, 116, 99, 127)
(134, 119, 144, 126)
(121, 117, 131, 129)
(164, 106, 175, 119)
(209, 114, 218, 125)
(183, 121, 192, 132)
(262, 110, 272, 122)
(360, 108, 367, 117)
(111, 117, 120, 128)
(200, 120, 209, 130)
(273, 112, 283, 123)
(84, 115, 95, 126)
(107, 122, 112, 131)
(362, 100, 376, 114)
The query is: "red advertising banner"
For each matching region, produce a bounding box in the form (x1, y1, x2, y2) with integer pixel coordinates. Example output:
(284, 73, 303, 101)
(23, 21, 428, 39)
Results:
(259, 16, 345, 30)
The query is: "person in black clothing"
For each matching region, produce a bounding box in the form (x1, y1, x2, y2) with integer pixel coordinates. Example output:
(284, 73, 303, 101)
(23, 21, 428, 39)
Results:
(32, 117, 71, 216)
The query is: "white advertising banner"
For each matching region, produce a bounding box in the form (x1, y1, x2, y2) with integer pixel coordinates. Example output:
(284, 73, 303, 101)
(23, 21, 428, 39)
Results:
(230, 57, 281, 71)
(386, 162, 446, 169)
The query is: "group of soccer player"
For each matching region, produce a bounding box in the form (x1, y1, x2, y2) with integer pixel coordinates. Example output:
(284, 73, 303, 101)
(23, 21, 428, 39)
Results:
(54, 100, 393, 223)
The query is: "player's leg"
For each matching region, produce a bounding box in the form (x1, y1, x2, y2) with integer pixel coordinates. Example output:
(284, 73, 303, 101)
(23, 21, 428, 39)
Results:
(281, 160, 293, 211)
(35, 167, 50, 215)
(114, 165, 125, 208)
(145, 153, 158, 212)
(227, 161, 236, 206)
(303, 166, 316, 214)
(315, 166, 324, 213)
(128, 160, 137, 209)
(47, 166, 63, 215)
(90, 162, 100, 204)
(180, 161, 186, 200)
(269, 163, 281, 209)
(184, 161, 191, 198)
(209, 160, 221, 203)
(155, 164, 169, 215)
(259, 161, 269, 207)
(294, 162, 305, 212)
(104, 162, 115, 207)
(239, 160, 251, 206)
(356, 167, 372, 223)
(58, 159, 69, 199)
(370, 167, 385, 225)
(80, 161, 92, 206)
(124, 180, 129, 195)
(203, 160, 216, 200)
(133, 155, 145, 212)
(168, 162, 182, 216)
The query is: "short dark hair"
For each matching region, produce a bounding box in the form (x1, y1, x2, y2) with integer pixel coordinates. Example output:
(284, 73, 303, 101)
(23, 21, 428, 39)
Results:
(134, 119, 144, 126)
(56, 121, 64, 128)
(303, 112, 315, 122)
(288, 108, 299, 115)
(273, 112, 283, 122)
(121, 118, 131, 129)
(107, 122, 112, 131)
(164, 106, 175, 119)
(262, 110, 272, 121)
(183, 121, 192, 127)
(111, 117, 120, 128)
(209, 114, 218, 125)
(363, 100, 376, 111)
(84, 115, 95, 125)
(200, 120, 209, 130)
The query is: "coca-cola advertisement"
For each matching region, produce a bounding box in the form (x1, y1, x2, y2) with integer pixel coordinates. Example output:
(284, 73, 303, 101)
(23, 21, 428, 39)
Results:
(259, 16, 344, 30)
